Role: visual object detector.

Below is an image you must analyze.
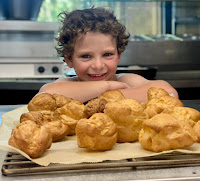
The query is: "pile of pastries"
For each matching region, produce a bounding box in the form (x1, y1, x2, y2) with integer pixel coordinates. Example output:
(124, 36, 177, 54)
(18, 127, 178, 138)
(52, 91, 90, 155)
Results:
(8, 88, 200, 158)
(9, 93, 87, 158)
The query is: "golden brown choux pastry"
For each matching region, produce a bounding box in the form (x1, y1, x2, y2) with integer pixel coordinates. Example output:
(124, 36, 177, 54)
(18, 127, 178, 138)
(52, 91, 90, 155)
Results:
(76, 113, 117, 151)
(99, 90, 125, 102)
(193, 121, 200, 142)
(52, 94, 72, 108)
(144, 96, 184, 118)
(84, 90, 124, 118)
(147, 87, 169, 100)
(20, 110, 42, 125)
(28, 93, 72, 112)
(28, 93, 57, 111)
(139, 113, 197, 152)
(54, 100, 87, 135)
(104, 99, 148, 143)
(9, 120, 52, 158)
(85, 98, 107, 118)
(20, 111, 43, 125)
(40, 110, 70, 141)
(20, 111, 70, 142)
(163, 107, 200, 127)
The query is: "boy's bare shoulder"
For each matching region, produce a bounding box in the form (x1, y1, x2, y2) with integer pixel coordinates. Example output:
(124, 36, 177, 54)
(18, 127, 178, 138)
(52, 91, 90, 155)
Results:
(116, 73, 149, 87)
(55, 76, 79, 82)
(116, 73, 147, 80)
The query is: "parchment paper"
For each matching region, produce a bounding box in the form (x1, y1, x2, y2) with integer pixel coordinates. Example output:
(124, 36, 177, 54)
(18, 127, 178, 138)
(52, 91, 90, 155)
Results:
(1, 106, 200, 167)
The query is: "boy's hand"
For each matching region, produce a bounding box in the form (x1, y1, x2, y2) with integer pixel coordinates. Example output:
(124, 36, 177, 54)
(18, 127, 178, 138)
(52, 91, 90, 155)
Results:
(107, 81, 130, 91)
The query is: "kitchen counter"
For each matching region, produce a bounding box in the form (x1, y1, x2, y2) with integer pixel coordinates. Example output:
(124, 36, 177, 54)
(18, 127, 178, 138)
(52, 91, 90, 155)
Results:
(0, 100, 200, 181)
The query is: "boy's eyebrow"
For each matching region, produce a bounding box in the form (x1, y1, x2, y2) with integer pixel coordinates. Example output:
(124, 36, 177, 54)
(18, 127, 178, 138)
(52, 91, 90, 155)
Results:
(77, 48, 116, 54)
(76, 50, 92, 54)
(102, 48, 116, 52)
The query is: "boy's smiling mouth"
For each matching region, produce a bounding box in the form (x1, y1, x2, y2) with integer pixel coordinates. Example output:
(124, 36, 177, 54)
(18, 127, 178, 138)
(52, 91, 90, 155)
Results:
(88, 73, 107, 79)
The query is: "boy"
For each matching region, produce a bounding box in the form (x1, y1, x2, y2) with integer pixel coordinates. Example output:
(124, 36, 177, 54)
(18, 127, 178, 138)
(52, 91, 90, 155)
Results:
(39, 7, 178, 103)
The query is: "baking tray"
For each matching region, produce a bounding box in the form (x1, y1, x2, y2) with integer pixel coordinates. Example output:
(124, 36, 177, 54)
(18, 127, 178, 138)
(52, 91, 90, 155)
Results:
(2, 152, 200, 176)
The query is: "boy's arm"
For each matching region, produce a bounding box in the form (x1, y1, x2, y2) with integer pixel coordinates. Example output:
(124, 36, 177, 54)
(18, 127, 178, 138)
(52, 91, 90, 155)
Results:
(39, 79, 129, 102)
(118, 74, 178, 102)
(119, 80, 178, 103)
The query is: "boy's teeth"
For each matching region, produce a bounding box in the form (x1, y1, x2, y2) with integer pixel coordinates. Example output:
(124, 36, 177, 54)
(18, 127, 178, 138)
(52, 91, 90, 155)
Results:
(93, 74, 102, 77)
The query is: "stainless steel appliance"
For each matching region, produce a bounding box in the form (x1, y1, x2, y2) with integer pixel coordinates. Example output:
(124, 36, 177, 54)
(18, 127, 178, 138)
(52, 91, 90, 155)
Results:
(120, 35, 200, 90)
(0, 20, 63, 78)
(0, 0, 63, 79)
(0, 0, 63, 105)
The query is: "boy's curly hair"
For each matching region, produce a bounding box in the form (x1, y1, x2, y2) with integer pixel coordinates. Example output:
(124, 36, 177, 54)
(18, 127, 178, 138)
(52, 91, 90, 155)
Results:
(55, 7, 130, 60)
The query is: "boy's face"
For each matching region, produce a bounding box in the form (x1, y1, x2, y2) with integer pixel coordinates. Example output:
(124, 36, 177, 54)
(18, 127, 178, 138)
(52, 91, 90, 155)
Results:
(65, 32, 121, 81)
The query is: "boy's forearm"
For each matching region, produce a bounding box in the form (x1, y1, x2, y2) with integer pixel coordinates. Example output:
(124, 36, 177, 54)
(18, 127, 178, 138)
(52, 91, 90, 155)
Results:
(38, 80, 176, 103)
(39, 81, 109, 102)
(39, 81, 128, 102)
(120, 80, 178, 103)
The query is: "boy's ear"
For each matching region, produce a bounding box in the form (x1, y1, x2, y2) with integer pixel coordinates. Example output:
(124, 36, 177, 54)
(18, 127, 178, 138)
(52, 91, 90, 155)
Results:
(64, 56, 73, 68)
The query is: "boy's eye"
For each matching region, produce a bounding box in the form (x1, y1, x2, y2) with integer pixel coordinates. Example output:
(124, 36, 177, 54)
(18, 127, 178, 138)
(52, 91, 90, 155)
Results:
(81, 54, 90, 59)
(104, 53, 112, 57)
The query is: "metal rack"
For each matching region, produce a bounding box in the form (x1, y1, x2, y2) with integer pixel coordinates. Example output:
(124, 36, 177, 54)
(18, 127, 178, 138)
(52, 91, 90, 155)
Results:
(2, 152, 200, 176)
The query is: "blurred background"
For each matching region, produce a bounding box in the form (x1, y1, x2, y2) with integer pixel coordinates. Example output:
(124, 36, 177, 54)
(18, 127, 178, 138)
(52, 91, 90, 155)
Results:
(0, 0, 200, 104)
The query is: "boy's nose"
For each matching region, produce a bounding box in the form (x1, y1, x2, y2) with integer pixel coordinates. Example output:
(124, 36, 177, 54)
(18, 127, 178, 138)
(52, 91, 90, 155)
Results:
(91, 58, 105, 70)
